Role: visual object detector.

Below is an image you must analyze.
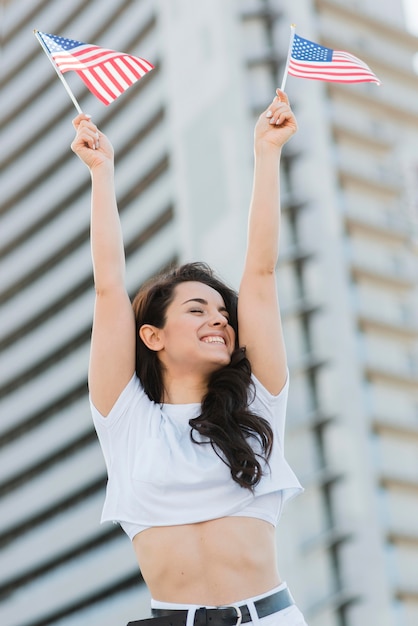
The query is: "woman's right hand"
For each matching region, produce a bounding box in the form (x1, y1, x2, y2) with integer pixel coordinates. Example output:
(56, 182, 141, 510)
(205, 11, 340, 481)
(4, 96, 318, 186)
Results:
(254, 90, 297, 153)
(71, 113, 114, 170)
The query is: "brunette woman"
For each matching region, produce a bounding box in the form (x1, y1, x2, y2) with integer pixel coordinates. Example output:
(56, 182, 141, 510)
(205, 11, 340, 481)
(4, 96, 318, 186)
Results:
(71, 89, 307, 626)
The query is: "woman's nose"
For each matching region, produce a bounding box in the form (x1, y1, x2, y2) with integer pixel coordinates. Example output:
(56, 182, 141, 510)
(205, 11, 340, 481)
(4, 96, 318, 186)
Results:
(210, 311, 228, 326)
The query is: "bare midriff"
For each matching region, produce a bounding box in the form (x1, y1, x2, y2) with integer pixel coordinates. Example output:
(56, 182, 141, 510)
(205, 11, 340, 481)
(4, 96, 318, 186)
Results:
(132, 516, 281, 605)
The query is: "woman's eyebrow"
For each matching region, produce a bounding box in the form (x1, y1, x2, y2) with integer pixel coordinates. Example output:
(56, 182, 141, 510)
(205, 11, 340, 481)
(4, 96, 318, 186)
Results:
(182, 298, 208, 305)
(181, 298, 228, 312)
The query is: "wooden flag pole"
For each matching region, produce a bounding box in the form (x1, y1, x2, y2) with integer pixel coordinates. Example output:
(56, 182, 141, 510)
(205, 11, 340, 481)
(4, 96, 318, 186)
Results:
(34, 29, 83, 114)
(280, 24, 296, 92)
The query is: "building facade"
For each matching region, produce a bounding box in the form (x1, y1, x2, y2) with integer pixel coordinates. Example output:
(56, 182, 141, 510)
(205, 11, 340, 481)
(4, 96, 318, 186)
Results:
(0, 1, 417, 625)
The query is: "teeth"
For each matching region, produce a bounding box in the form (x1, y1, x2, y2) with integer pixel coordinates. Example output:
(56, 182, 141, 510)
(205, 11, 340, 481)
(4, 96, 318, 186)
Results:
(202, 336, 225, 344)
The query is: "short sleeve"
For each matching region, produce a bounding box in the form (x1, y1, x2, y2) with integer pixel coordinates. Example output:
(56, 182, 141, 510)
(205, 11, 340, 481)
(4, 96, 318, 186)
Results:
(250, 371, 290, 443)
(89, 374, 144, 430)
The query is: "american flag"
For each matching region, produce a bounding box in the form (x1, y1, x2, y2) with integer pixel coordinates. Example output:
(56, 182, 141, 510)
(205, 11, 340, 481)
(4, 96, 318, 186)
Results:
(288, 34, 380, 85)
(37, 31, 154, 105)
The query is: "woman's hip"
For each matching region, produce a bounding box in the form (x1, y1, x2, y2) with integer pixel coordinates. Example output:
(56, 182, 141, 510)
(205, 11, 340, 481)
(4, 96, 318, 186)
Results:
(126, 582, 308, 626)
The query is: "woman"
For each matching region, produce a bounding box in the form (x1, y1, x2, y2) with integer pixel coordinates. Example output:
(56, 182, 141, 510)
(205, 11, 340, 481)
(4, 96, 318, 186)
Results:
(71, 89, 307, 626)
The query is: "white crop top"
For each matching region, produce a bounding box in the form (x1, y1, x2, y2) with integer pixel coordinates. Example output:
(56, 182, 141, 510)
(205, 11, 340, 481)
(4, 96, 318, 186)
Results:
(90, 373, 303, 541)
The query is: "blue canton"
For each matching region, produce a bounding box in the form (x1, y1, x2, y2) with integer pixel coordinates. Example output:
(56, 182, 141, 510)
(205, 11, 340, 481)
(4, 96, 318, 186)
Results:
(42, 33, 85, 53)
(291, 34, 333, 63)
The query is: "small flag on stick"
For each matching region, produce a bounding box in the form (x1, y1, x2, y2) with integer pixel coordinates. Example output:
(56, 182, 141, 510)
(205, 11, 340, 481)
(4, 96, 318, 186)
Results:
(281, 26, 380, 91)
(35, 30, 154, 108)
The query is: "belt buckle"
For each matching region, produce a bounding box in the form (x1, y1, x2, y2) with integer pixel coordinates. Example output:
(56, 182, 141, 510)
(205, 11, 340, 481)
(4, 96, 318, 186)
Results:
(215, 604, 242, 626)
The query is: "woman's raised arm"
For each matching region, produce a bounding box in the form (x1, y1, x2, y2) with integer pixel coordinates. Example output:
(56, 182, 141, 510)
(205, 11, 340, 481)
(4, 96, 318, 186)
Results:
(71, 114, 136, 415)
(238, 90, 297, 395)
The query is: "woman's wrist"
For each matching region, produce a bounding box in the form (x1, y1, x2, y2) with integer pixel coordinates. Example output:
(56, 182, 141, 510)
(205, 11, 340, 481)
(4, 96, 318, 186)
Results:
(90, 159, 115, 179)
(254, 141, 282, 161)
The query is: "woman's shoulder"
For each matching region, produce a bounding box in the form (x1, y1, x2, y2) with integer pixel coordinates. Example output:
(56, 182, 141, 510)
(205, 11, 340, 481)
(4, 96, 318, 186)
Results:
(90, 373, 152, 429)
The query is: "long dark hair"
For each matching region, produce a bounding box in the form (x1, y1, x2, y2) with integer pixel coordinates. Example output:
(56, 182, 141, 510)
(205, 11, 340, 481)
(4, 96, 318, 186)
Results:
(132, 262, 273, 490)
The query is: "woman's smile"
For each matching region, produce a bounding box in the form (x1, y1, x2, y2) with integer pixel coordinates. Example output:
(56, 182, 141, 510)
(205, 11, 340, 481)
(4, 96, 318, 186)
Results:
(200, 334, 226, 345)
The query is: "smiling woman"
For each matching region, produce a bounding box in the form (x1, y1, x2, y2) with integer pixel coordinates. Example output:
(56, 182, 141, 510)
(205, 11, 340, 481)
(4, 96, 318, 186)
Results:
(70, 89, 307, 626)
(130, 266, 274, 493)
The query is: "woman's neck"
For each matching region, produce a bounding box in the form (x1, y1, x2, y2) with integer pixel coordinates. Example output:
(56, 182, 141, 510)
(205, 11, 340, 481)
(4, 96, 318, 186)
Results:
(161, 373, 208, 404)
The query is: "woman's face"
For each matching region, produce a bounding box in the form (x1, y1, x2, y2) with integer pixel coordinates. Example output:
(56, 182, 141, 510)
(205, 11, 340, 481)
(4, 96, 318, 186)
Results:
(155, 281, 236, 376)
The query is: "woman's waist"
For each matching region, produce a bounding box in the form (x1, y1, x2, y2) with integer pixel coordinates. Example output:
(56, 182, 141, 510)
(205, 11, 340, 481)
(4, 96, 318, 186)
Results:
(133, 517, 280, 605)
(150, 581, 291, 614)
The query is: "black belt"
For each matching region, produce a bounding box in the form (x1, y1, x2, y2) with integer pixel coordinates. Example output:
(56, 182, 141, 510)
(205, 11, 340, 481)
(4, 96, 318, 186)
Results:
(127, 587, 294, 626)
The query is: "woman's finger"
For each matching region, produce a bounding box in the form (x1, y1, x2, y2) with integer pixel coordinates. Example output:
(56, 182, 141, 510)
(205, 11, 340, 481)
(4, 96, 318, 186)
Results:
(72, 113, 92, 130)
(72, 127, 100, 151)
(275, 88, 289, 104)
(275, 110, 293, 126)
(266, 102, 291, 125)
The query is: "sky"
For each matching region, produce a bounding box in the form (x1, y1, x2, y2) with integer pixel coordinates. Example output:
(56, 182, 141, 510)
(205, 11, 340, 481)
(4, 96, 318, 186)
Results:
(403, 0, 418, 34)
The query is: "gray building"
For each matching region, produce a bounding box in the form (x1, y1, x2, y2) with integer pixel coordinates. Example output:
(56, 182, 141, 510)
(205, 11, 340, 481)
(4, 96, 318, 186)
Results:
(1, 1, 417, 625)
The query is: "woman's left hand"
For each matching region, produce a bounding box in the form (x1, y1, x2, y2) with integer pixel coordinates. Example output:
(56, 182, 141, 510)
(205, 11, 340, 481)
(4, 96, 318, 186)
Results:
(254, 89, 297, 151)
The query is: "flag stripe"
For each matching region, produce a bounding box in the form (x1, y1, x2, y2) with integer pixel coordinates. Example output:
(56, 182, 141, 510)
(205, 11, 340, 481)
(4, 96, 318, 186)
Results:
(124, 56, 147, 78)
(289, 60, 378, 77)
(76, 68, 114, 104)
(288, 70, 379, 83)
(92, 65, 124, 100)
(114, 58, 137, 84)
(96, 65, 124, 96)
(333, 52, 370, 69)
(289, 60, 376, 72)
(53, 50, 152, 72)
(288, 67, 379, 83)
(103, 61, 129, 90)
(125, 55, 154, 73)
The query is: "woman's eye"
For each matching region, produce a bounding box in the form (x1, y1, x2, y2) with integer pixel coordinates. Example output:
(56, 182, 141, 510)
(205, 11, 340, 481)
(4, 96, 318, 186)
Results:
(190, 309, 204, 314)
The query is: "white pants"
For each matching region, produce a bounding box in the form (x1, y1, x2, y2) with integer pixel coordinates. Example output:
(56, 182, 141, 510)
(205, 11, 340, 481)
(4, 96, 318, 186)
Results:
(151, 582, 308, 626)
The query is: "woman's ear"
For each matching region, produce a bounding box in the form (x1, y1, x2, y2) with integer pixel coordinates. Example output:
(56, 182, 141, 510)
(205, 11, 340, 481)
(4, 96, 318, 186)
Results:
(139, 325, 164, 351)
